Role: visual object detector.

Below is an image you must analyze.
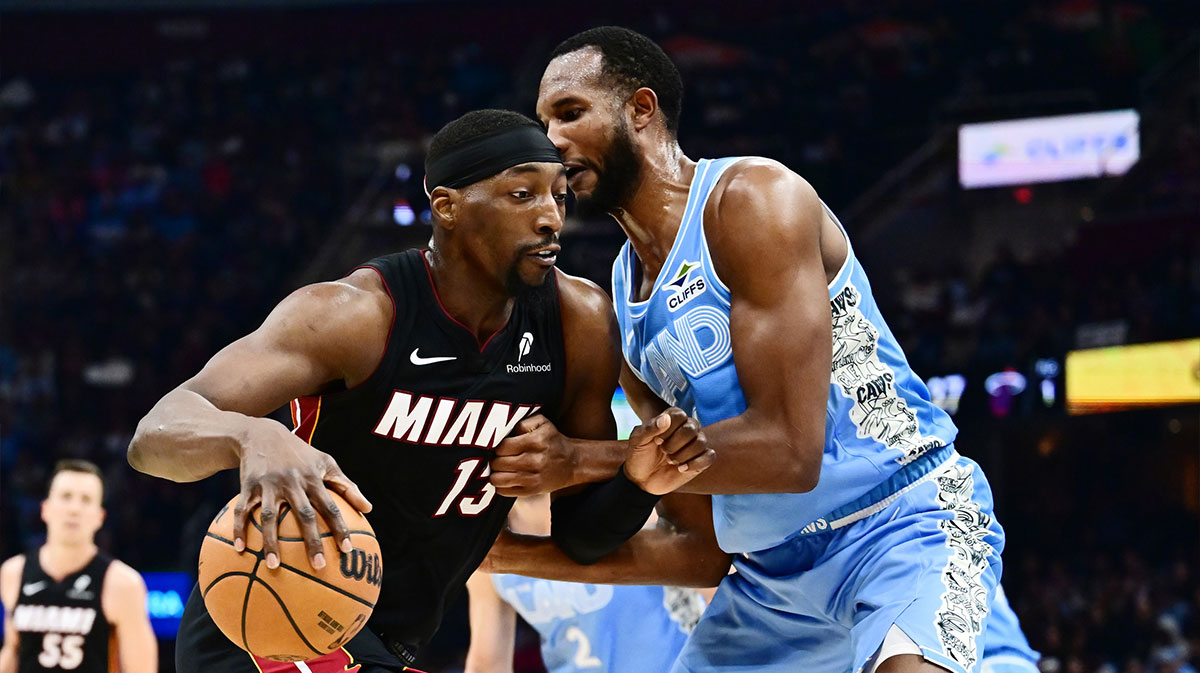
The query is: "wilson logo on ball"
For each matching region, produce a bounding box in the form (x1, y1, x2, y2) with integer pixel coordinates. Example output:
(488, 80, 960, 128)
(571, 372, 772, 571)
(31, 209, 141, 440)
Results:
(339, 549, 382, 587)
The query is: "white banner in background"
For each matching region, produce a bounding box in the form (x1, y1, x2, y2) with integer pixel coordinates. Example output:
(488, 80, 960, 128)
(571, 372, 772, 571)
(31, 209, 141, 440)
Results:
(959, 109, 1140, 188)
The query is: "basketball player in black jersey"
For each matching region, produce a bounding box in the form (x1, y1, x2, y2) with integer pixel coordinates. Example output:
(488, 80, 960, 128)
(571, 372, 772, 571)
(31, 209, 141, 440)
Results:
(0, 460, 157, 673)
(127, 109, 713, 673)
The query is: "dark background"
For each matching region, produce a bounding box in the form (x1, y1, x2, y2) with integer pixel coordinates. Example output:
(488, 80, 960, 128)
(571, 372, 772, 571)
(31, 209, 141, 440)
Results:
(1, 1, 1197, 671)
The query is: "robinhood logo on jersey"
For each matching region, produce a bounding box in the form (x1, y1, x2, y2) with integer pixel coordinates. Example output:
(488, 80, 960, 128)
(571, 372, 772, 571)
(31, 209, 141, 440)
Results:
(662, 260, 707, 312)
(507, 331, 551, 374)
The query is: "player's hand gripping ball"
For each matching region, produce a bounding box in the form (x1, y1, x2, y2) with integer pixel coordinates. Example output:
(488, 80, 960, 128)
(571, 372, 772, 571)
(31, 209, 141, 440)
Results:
(198, 490, 382, 661)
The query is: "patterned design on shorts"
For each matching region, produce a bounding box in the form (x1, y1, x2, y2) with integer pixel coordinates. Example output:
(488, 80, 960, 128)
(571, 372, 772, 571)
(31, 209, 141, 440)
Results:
(829, 283, 945, 464)
(933, 463, 994, 669)
(661, 586, 706, 633)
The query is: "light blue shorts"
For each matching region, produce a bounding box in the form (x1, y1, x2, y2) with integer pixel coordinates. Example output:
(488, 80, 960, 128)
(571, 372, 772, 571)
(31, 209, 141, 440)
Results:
(672, 451, 1007, 673)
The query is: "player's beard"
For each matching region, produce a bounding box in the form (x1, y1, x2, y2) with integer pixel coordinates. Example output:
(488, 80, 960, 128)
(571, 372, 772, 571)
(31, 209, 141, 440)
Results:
(575, 120, 640, 219)
(506, 237, 559, 316)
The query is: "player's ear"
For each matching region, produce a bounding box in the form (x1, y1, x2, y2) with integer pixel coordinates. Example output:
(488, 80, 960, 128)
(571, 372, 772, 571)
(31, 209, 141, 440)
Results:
(429, 186, 458, 230)
(629, 87, 659, 132)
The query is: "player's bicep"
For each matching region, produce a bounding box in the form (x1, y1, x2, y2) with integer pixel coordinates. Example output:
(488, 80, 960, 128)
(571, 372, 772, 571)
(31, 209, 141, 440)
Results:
(181, 279, 387, 417)
(0, 576, 17, 666)
(105, 565, 158, 673)
(727, 264, 830, 423)
(556, 276, 622, 441)
(709, 164, 831, 477)
(0, 557, 21, 644)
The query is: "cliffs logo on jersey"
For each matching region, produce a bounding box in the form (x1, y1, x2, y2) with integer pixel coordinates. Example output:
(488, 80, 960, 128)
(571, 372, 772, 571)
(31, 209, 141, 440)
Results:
(661, 260, 707, 312)
(373, 391, 541, 447)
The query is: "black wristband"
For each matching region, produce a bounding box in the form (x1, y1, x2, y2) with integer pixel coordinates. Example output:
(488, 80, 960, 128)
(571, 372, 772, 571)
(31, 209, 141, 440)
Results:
(550, 464, 661, 565)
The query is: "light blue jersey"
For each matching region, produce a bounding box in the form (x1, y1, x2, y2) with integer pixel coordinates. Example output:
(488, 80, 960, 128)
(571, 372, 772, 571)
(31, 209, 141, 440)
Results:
(611, 156, 959, 553)
(491, 575, 702, 673)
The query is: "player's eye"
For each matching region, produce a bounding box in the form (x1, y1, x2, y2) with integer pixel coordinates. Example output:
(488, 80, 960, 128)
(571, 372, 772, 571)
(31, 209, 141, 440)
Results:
(554, 192, 568, 202)
(561, 108, 582, 122)
(512, 190, 532, 199)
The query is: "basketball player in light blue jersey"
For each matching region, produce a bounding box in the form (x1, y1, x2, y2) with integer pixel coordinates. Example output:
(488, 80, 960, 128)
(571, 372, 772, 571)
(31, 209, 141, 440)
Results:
(483, 25, 1037, 673)
(465, 495, 711, 673)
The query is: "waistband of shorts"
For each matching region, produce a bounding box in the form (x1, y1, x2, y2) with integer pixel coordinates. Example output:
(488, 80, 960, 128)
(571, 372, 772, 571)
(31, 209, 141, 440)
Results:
(792, 444, 958, 538)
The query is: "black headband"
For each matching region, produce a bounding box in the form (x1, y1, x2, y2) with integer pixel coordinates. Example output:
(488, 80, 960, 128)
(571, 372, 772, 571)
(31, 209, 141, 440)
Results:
(424, 125, 562, 194)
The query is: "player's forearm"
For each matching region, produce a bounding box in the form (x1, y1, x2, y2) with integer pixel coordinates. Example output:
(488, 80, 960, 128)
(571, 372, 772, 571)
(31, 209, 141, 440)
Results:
(128, 388, 260, 482)
(677, 409, 822, 494)
(565, 437, 628, 485)
(488, 527, 731, 587)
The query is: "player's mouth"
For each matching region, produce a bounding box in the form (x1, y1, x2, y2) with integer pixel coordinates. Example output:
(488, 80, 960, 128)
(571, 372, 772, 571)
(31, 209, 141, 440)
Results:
(526, 244, 560, 267)
(564, 161, 591, 187)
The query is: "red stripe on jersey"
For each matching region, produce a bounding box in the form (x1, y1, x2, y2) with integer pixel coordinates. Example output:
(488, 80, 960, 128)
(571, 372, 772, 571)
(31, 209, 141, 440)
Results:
(250, 648, 360, 672)
(292, 396, 323, 445)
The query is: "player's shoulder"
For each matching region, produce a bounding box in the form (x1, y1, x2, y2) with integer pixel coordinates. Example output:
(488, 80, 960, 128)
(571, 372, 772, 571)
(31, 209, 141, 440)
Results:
(0, 555, 26, 604)
(304, 268, 392, 320)
(102, 559, 147, 593)
(275, 269, 394, 342)
(0, 555, 25, 582)
(704, 157, 823, 253)
(554, 270, 620, 373)
(710, 157, 819, 217)
(554, 270, 613, 326)
(0, 554, 25, 574)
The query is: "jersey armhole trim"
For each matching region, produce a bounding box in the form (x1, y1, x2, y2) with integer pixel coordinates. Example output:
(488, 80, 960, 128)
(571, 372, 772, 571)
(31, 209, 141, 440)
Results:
(699, 157, 752, 301)
(308, 264, 399, 406)
(821, 201, 854, 291)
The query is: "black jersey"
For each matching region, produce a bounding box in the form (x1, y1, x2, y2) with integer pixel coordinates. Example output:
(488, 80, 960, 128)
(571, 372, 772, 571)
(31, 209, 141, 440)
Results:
(298, 249, 565, 652)
(12, 550, 113, 673)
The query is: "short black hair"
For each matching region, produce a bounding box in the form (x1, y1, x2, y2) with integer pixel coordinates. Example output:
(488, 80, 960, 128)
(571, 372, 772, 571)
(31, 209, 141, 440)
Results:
(49, 459, 105, 500)
(427, 109, 543, 170)
(551, 26, 684, 134)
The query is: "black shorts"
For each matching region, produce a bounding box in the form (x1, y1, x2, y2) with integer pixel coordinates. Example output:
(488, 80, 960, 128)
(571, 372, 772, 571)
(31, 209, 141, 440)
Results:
(176, 585, 424, 673)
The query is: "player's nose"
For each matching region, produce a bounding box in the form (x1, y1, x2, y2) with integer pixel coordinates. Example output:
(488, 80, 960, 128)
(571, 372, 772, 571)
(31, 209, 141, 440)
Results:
(534, 201, 564, 235)
(546, 123, 570, 155)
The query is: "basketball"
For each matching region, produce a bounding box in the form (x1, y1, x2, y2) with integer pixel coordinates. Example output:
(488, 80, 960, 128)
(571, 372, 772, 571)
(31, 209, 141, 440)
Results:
(197, 490, 382, 662)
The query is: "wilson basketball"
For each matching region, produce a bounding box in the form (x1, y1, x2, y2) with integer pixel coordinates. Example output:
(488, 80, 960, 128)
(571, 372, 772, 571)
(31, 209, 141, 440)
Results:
(198, 490, 382, 662)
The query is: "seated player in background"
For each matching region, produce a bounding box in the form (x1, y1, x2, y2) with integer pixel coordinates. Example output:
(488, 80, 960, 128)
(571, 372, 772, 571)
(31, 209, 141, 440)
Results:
(127, 109, 712, 673)
(465, 493, 723, 673)
(0, 460, 157, 673)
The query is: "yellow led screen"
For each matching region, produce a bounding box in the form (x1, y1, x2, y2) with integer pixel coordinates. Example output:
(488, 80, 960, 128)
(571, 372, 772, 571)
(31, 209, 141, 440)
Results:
(1066, 339, 1200, 415)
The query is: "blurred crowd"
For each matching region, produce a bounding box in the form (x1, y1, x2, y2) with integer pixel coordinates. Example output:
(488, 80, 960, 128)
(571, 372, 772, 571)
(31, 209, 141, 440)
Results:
(1012, 546, 1199, 673)
(881, 213, 1198, 382)
(1, 0, 1197, 671)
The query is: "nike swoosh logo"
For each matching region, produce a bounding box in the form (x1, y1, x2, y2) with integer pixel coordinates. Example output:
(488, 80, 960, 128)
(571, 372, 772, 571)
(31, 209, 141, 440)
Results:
(410, 348, 457, 366)
(22, 581, 46, 596)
